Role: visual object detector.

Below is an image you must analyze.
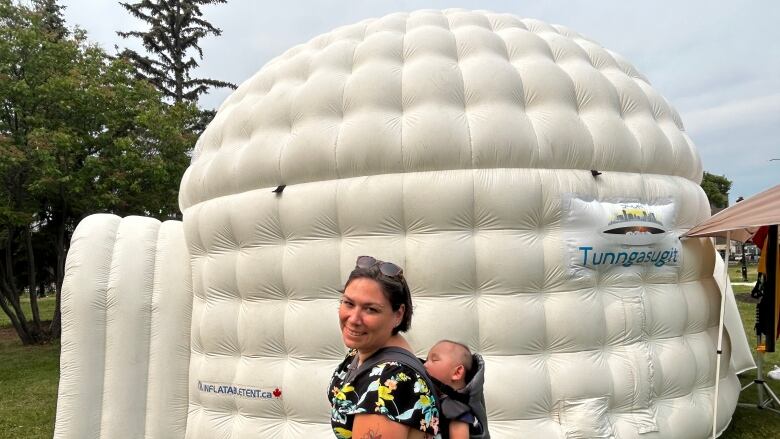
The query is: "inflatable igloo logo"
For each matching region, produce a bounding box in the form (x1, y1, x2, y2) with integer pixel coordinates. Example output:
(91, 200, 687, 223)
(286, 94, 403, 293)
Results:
(564, 198, 681, 272)
(55, 9, 752, 439)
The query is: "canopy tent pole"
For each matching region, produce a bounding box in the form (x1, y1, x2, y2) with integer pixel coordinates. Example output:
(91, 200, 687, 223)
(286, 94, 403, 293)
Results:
(712, 231, 730, 439)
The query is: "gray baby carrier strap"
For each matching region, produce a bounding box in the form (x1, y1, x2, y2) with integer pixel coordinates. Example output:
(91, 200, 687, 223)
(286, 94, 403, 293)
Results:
(346, 347, 444, 435)
(348, 347, 431, 381)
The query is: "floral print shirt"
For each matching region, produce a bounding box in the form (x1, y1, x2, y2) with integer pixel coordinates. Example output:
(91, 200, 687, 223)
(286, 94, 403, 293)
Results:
(329, 349, 441, 438)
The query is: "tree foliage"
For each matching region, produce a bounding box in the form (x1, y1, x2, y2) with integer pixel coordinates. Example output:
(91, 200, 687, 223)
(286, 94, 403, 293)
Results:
(701, 172, 732, 209)
(118, 0, 235, 103)
(0, 0, 199, 344)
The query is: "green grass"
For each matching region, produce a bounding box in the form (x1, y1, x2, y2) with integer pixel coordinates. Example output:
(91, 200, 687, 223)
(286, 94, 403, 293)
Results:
(720, 284, 780, 438)
(0, 295, 59, 439)
(0, 335, 59, 439)
(728, 262, 759, 284)
(0, 295, 56, 329)
(2, 283, 780, 438)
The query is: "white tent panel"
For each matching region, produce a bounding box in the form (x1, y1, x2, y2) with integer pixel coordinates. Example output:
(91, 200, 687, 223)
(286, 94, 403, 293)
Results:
(145, 220, 193, 438)
(713, 251, 756, 375)
(54, 215, 191, 439)
(55, 214, 120, 439)
(99, 216, 160, 438)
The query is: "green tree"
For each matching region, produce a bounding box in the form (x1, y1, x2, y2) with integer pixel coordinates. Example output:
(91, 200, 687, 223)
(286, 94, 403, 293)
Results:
(701, 172, 732, 209)
(0, 0, 199, 344)
(118, 0, 235, 104)
(31, 0, 67, 38)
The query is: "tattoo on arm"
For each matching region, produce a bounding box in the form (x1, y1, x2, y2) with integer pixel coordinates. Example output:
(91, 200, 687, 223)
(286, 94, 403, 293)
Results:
(359, 429, 383, 439)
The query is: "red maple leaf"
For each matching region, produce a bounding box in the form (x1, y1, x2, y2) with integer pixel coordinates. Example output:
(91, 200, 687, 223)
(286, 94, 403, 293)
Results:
(273, 388, 282, 398)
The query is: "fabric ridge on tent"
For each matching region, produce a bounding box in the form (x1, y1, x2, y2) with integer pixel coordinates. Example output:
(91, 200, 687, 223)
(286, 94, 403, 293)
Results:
(712, 253, 756, 374)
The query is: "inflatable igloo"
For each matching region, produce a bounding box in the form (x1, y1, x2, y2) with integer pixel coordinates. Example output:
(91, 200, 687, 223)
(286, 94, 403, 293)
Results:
(55, 9, 755, 439)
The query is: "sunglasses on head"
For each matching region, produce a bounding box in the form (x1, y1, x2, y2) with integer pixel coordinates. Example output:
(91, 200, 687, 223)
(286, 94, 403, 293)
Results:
(355, 255, 403, 278)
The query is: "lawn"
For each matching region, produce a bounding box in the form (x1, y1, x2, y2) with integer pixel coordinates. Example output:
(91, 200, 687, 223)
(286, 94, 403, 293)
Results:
(0, 295, 57, 328)
(728, 261, 759, 284)
(0, 330, 59, 439)
(720, 284, 780, 438)
(2, 282, 780, 438)
(0, 295, 59, 439)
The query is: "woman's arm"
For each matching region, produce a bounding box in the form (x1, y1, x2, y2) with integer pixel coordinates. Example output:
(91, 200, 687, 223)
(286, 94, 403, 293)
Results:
(448, 420, 470, 439)
(352, 414, 410, 439)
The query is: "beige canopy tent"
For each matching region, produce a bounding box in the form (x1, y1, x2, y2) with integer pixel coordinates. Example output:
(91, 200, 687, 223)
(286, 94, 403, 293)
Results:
(685, 183, 780, 241)
(684, 183, 780, 438)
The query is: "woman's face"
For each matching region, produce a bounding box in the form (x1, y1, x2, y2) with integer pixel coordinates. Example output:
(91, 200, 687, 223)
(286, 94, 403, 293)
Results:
(339, 277, 404, 354)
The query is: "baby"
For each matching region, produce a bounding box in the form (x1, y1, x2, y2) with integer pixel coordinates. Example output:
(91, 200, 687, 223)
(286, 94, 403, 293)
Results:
(424, 340, 489, 439)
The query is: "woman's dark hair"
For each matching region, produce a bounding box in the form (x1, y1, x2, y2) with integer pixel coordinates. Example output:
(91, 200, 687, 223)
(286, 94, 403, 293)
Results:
(344, 264, 413, 335)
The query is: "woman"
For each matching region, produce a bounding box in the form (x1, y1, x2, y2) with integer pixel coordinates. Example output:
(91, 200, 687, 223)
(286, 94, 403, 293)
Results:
(329, 256, 441, 439)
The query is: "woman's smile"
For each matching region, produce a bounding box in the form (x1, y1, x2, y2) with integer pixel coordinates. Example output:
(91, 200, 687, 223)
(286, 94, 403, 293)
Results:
(343, 327, 366, 338)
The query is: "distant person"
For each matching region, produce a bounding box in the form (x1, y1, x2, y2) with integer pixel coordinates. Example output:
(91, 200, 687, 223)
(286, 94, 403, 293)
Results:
(424, 340, 489, 439)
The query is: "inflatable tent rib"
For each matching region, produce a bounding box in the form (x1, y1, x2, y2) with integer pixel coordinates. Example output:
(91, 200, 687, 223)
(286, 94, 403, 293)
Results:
(55, 215, 191, 439)
(55, 9, 754, 439)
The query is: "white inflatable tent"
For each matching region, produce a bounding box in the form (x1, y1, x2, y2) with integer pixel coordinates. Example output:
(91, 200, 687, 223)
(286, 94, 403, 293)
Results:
(55, 9, 755, 439)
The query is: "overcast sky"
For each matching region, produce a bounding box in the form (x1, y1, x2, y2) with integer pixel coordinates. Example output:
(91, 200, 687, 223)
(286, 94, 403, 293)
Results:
(60, 0, 779, 203)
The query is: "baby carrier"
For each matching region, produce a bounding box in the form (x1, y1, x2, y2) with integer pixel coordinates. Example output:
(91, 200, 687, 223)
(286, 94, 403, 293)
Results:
(431, 353, 490, 439)
(351, 347, 489, 439)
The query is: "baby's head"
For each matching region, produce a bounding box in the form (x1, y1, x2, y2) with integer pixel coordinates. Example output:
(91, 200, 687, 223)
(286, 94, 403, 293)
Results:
(424, 340, 473, 390)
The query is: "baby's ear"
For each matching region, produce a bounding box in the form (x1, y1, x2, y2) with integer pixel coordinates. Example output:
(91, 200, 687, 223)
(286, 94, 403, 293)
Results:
(452, 364, 466, 381)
